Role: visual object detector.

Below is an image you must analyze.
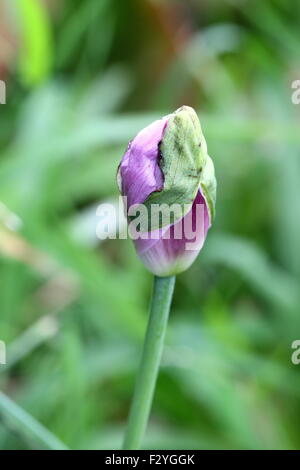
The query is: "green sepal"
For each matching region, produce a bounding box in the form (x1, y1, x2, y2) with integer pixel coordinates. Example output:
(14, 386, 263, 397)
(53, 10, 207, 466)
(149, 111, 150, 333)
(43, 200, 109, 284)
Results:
(134, 106, 216, 232)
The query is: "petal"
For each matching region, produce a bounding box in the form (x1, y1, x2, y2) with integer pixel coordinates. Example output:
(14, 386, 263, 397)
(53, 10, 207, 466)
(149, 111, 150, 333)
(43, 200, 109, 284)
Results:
(134, 190, 210, 276)
(118, 116, 169, 209)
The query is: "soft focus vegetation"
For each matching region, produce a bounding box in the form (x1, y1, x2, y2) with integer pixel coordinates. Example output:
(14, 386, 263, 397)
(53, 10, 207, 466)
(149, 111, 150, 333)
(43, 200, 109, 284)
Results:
(0, 0, 300, 450)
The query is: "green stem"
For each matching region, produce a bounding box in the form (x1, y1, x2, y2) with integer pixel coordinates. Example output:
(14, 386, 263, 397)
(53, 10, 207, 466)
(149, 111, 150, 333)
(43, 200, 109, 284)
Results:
(123, 275, 176, 450)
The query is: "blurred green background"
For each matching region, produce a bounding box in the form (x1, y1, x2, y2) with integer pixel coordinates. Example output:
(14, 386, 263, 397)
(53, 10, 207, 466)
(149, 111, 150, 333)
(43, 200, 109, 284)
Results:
(0, 0, 300, 450)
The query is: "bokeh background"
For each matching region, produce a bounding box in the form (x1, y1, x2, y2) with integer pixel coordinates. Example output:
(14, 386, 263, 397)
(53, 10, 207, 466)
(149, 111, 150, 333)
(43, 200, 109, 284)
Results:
(0, 0, 300, 450)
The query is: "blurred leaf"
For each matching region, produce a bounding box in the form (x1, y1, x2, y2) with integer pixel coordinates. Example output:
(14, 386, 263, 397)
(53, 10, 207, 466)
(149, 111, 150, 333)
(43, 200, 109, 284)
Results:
(0, 391, 68, 450)
(12, 0, 53, 85)
(203, 233, 299, 313)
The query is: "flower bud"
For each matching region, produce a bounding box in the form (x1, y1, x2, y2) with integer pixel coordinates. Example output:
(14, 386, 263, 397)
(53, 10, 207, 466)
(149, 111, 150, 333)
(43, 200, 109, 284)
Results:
(117, 106, 216, 276)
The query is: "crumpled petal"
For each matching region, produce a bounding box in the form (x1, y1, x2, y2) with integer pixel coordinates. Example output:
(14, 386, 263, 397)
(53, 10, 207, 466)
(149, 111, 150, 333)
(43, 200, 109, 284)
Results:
(118, 116, 169, 208)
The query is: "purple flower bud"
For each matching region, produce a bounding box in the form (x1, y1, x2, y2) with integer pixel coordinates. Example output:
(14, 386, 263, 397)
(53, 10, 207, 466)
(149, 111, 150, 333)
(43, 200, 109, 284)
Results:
(117, 106, 216, 277)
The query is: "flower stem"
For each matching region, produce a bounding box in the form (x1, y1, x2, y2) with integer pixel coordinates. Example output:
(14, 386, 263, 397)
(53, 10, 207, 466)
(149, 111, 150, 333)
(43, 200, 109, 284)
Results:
(123, 275, 176, 450)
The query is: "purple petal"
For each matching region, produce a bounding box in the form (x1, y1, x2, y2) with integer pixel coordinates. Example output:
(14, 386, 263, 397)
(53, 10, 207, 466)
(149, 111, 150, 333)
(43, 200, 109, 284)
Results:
(118, 116, 169, 209)
(134, 190, 210, 276)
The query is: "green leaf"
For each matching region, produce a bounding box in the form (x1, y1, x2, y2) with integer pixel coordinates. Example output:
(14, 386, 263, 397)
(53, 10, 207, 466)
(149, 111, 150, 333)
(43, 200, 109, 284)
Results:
(0, 391, 69, 450)
(14, 0, 53, 85)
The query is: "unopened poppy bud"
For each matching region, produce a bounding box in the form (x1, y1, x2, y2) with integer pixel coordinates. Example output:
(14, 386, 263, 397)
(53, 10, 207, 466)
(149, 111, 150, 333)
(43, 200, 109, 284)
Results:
(117, 106, 216, 276)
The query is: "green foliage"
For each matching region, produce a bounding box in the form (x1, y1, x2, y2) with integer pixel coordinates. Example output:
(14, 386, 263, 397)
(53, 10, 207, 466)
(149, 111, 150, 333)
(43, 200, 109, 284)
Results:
(12, 0, 53, 85)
